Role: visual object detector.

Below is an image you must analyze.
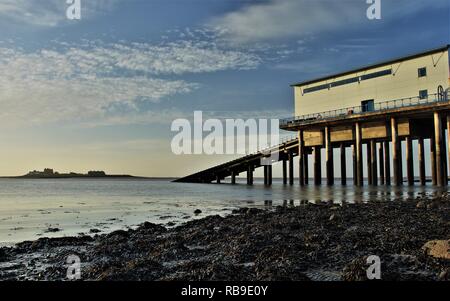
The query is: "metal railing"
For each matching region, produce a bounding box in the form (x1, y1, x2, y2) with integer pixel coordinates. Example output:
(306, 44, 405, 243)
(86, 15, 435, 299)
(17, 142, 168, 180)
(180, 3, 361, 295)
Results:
(280, 92, 449, 127)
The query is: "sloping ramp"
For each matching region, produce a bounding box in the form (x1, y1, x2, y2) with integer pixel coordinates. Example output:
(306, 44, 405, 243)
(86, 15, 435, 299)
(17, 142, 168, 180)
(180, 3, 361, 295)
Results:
(173, 137, 299, 183)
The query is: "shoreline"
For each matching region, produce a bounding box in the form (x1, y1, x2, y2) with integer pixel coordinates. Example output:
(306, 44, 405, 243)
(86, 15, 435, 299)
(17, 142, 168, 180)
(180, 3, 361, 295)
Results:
(0, 176, 172, 180)
(1, 193, 449, 281)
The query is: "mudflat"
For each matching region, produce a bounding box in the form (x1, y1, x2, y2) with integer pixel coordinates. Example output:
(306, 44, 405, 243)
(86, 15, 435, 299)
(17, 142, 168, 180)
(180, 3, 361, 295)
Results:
(0, 193, 449, 281)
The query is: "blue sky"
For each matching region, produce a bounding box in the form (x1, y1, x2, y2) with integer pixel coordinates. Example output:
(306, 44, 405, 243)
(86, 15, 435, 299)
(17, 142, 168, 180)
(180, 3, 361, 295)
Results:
(0, 0, 449, 177)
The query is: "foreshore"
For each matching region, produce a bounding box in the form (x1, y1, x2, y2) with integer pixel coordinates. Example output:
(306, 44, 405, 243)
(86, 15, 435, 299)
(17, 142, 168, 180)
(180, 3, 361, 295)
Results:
(0, 193, 449, 281)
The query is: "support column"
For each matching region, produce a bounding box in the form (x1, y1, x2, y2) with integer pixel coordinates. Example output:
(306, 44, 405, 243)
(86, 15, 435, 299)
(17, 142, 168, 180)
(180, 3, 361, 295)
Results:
(379, 143, 385, 185)
(370, 140, 378, 186)
(384, 141, 391, 186)
(340, 143, 347, 186)
(367, 143, 372, 185)
(288, 151, 294, 185)
(299, 130, 305, 186)
(264, 165, 268, 185)
(406, 136, 414, 186)
(434, 112, 444, 186)
(418, 138, 426, 186)
(355, 123, 363, 186)
(442, 119, 448, 185)
(282, 155, 287, 185)
(247, 165, 253, 185)
(268, 164, 272, 186)
(391, 117, 402, 186)
(447, 115, 450, 185)
(216, 175, 221, 184)
(352, 144, 357, 186)
(231, 171, 236, 185)
(304, 151, 309, 185)
(431, 136, 437, 186)
(314, 146, 322, 186)
(325, 127, 334, 186)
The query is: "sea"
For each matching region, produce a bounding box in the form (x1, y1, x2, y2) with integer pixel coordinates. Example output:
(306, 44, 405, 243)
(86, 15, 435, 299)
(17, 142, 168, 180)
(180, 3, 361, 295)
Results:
(0, 178, 445, 246)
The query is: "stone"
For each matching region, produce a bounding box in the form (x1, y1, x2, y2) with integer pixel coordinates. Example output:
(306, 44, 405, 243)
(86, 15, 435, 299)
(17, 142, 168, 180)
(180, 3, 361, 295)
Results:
(422, 240, 450, 260)
(45, 227, 60, 233)
(438, 269, 448, 281)
(426, 202, 439, 210)
(416, 201, 425, 209)
(194, 209, 202, 214)
(0, 248, 7, 262)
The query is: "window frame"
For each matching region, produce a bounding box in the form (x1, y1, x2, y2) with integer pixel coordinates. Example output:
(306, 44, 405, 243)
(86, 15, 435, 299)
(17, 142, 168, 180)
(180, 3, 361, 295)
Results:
(361, 99, 375, 112)
(419, 89, 428, 99)
(418, 67, 427, 78)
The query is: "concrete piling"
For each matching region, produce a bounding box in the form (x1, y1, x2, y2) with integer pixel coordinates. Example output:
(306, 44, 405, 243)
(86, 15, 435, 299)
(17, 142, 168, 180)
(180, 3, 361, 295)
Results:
(181, 109, 450, 189)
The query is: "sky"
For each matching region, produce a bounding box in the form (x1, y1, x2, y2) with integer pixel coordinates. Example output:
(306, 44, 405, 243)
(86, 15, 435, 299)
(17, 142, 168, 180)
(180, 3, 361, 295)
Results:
(0, 0, 449, 177)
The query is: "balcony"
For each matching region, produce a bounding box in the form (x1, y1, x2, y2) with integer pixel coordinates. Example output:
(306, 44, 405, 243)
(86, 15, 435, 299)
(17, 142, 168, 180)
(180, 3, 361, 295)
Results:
(280, 92, 449, 130)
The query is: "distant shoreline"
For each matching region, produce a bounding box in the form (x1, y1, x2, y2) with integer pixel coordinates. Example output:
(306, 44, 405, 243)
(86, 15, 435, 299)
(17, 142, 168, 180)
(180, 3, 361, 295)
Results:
(0, 175, 175, 180)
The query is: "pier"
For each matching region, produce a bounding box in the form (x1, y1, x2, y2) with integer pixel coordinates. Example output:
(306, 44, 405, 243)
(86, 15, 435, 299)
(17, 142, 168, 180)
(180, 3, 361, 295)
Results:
(175, 46, 450, 187)
(175, 93, 450, 187)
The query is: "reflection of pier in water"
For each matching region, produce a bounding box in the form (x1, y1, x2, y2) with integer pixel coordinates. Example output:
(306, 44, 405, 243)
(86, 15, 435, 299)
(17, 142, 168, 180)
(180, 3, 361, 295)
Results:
(253, 182, 446, 206)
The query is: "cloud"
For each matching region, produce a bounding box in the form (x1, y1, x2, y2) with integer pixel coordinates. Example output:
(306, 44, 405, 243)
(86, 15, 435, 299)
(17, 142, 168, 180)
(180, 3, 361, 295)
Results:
(209, 0, 450, 44)
(70, 40, 261, 75)
(0, 0, 120, 26)
(0, 40, 262, 127)
(209, 0, 363, 44)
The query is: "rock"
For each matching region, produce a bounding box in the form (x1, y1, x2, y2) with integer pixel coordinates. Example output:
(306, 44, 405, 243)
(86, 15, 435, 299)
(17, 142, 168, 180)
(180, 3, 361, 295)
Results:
(89, 229, 101, 234)
(416, 201, 426, 209)
(139, 222, 166, 232)
(194, 209, 202, 215)
(438, 269, 448, 281)
(422, 240, 450, 259)
(329, 214, 336, 221)
(45, 227, 61, 233)
(0, 248, 7, 262)
(245, 208, 260, 215)
(342, 257, 368, 281)
(426, 202, 439, 210)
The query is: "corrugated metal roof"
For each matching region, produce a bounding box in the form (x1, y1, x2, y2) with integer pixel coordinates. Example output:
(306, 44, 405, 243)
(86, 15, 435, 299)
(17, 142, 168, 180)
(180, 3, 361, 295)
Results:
(291, 45, 450, 87)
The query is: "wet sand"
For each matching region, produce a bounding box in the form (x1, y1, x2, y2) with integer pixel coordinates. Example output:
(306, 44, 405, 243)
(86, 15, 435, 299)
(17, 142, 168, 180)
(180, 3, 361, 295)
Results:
(0, 178, 443, 245)
(0, 192, 448, 281)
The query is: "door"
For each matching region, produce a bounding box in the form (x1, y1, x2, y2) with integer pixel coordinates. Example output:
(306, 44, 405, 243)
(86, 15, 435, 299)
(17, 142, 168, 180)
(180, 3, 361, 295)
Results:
(361, 99, 374, 112)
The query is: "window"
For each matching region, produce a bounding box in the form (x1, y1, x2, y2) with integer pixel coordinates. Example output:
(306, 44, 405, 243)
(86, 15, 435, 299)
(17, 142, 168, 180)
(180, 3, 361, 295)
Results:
(330, 77, 359, 88)
(419, 90, 428, 99)
(303, 69, 392, 95)
(360, 69, 392, 81)
(361, 99, 375, 112)
(303, 83, 330, 94)
(418, 67, 427, 78)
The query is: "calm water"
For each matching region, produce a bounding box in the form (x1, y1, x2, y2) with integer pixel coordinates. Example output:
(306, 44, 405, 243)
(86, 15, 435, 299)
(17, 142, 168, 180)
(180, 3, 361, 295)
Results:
(0, 178, 445, 245)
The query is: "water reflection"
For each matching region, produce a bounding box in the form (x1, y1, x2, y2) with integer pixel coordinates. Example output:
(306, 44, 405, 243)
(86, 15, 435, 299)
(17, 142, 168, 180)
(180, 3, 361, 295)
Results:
(225, 178, 449, 206)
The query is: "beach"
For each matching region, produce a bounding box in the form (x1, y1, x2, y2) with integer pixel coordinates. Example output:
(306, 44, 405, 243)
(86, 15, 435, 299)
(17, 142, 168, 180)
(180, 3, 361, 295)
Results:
(1, 191, 448, 281)
(0, 178, 442, 245)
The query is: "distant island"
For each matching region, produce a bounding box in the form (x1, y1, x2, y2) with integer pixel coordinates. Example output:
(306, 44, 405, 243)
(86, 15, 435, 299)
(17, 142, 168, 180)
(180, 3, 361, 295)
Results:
(11, 168, 143, 179)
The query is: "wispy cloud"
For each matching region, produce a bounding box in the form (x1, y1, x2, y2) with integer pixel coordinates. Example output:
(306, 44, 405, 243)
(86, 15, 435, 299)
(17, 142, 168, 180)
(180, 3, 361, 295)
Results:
(0, 39, 262, 127)
(209, 0, 450, 45)
(209, 0, 363, 45)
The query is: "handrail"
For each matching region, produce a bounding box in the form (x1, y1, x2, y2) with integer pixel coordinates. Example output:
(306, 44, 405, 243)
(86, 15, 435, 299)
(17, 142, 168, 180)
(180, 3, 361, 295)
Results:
(280, 92, 449, 127)
(197, 135, 299, 174)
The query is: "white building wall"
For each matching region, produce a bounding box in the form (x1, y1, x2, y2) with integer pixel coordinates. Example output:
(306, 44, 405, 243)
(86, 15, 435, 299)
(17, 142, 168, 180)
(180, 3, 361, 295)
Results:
(294, 49, 450, 117)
